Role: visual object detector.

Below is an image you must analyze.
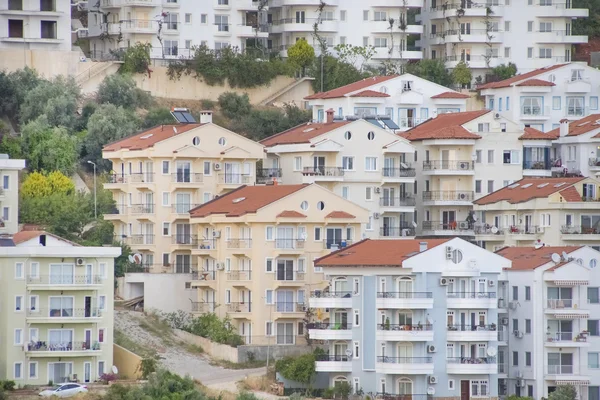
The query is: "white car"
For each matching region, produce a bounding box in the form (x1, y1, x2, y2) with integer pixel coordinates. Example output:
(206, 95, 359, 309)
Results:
(39, 383, 88, 398)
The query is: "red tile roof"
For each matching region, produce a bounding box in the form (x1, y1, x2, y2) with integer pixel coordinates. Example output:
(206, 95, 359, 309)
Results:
(348, 89, 390, 98)
(305, 75, 399, 100)
(103, 124, 203, 151)
(315, 239, 450, 267)
(495, 246, 581, 271)
(277, 210, 307, 218)
(477, 64, 568, 89)
(12, 230, 79, 246)
(259, 121, 352, 147)
(189, 185, 308, 218)
(558, 186, 583, 202)
(519, 127, 558, 140)
(325, 211, 356, 219)
(473, 177, 585, 205)
(399, 110, 488, 141)
(515, 78, 556, 87)
(430, 91, 471, 99)
(546, 114, 600, 138)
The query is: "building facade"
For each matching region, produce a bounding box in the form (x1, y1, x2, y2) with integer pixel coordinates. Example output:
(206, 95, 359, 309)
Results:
(0, 155, 25, 235)
(261, 116, 416, 239)
(0, 231, 121, 385)
(102, 111, 264, 273)
(188, 183, 368, 345)
(496, 245, 598, 400)
(310, 237, 509, 399)
(549, 114, 600, 179)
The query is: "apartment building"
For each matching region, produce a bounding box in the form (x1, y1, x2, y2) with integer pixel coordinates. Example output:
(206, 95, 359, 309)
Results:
(102, 111, 264, 273)
(479, 63, 600, 133)
(0, 230, 121, 384)
(0, 155, 25, 235)
(496, 245, 599, 400)
(399, 110, 523, 238)
(418, 0, 588, 79)
(260, 112, 416, 239)
(187, 183, 368, 345)
(473, 176, 600, 251)
(310, 237, 509, 398)
(305, 74, 469, 130)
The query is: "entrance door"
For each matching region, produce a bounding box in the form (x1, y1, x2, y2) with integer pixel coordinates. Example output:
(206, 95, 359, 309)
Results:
(326, 228, 342, 249)
(313, 156, 325, 175)
(84, 296, 92, 318)
(460, 380, 470, 400)
(84, 362, 91, 383)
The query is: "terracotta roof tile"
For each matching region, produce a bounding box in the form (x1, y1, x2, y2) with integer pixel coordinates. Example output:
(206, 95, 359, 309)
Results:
(189, 184, 308, 218)
(103, 124, 203, 152)
(259, 121, 352, 147)
(12, 230, 79, 246)
(559, 186, 583, 202)
(474, 177, 585, 205)
(325, 211, 356, 219)
(399, 110, 488, 141)
(519, 127, 559, 140)
(348, 90, 390, 98)
(546, 114, 600, 138)
(305, 75, 398, 100)
(430, 91, 471, 99)
(515, 78, 556, 87)
(496, 246, 581, 271)
(477, 64, 568, 89)
(315, 239, 451, 267)
(277, 210, 307, 218)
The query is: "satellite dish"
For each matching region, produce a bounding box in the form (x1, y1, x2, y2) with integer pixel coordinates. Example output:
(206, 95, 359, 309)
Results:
(401, 162, 409, 169)
(534, 242, 544, 250)
(427, 387, 435, 395)
(562, 251, 569, 260)
(486, 347, 497, 357)
(133, 253, 143, 264)
(491, 226, 499, 234)
(471, 153, 478, 160)
(472, 215, 477, 221)
(128, 255, 134, 263)
(112, 365, 118, 374)
(551, 253, 561, 263)
(345, 349, 353, 357)
(412, 221, 418, 228)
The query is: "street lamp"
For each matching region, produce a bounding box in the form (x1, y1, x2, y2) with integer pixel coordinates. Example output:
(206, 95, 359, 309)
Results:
(87, 161, 97, 219)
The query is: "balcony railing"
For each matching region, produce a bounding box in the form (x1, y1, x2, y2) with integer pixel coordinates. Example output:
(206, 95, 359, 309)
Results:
(27, 275, 102, 285)
(256, 168, 282, 184)
(474, 224, 505, 235)
(275, 238, 305, 249)
(377, 292, 433, 299)
(191, 270, 216, 281)
(380, 226, 416, 237)
(129, 204, 155, 214)
(375, 394, 430, 400)
(171, 235, 198, 245)
(323, 240, 353, 250)
(447, 357, 496, 364)
(227, 302, 251, 313)
(119, 234, 155, 245)
(589, 157, 600, 167)
(377, 356, 433, 364)
(274, 302, 306, 312)
(422, 160, 474, 171)
(523, 160, 551, 170)
(171, 173, 203, 183)
(315, 354, 352, 362)
(307, 322, 352, 330)
(173, 263, 196, 273)
(128, 172, 155, 183)
(561, 225, 600, 234)
(448, 324, 497, 331)
(547, 332, 587, 342)
(171, 204, 201, 213)
(198, 239, 216, 249)
(27, 341, 101, 352)
(379, 196, 416, 207)
(276, 271, 305, 282)
(27, 308, 102, 318)
(310, 291, 352, 298)
(302, 167, 344, 177)
(377, 324, 433, 331)
(547, 365, 574, 374)
(217, 174, 251, 185)
(422, 221, 474, 231)
(227, 239, 252, 249)
(382, 167, 416, 178)
(422, 191, 474, 201)
(508, 225, 539, 234)
(546, 298, 574, 308)
(191, 302, 215, 313)
(227, 270, 252, 280)
(447, 292, 496, 299)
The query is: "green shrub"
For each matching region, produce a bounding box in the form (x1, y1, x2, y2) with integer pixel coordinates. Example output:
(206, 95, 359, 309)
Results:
(333, 382, 352, 400)
(0, 381, 15, 391)
(236, 392, 260, 400)
(275, 353, 316, 385)
(201, 99, 216, 109)
(138, 358, 158, 379)
(323, 387, 334, 399)
(161, 310, 244, 347)
(218, 92, 251, 119)
(120, 43, 152, 75)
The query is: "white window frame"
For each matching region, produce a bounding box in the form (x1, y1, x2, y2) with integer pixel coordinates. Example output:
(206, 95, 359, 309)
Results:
(354, 309, 360, 327)
(98, 328, 106, 343)
(15, 262, 24, 279)
(14, 328, 23, 345)
(353, 278, 360, 295)
(162, 192, 170, 206)
(294, 157, 302, 171)
(98, 295, 106, 311)
(14, 362, 22, 380)
(353, 341, 360, 359)
(30, 262, 39, 279)
(266, 226, 274, 241)
(162, 161, 170, 175)
(28, 361, 38, 379)
(29, 295, 39, 313)
(99, 263, 107, 280)
(342, 156, 355, 171)
(15, 295, 23, 312)
(162, 222, 170, 237)
(314, 227, 322, 241)
(366, 216, 373, 231)
(265, 321, 273, 336)
(365, 156, 378, 172)
(365, 187, 373, 201)
(265, 257, 273, 273)
(265, 289, 273, 305)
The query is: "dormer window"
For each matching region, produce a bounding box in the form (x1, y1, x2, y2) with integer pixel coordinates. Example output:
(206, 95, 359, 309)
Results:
(571, 69, 584, 82)
(402, 81, 413, 92)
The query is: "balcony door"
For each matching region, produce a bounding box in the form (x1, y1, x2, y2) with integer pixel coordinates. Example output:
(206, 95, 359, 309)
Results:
(441, 149, 450, 168)
(398, 378, 413, 396)
(397, 343, 412, 359)
(442, 211, 456, 229)
(334, 341, 349, 360)
(276, 322, 294, 344)
(145, 161, 154, 182)
(176, 193, 191, 213)
(176, 161, 191, 183)
(326, 228, 343, 249)
(399, 108, 416, 128)
(276, 226, 294, 249)
(333, 311, 348, 328)
(397, 277, 412, 295)
(276, 259, 294, 281)
(224, 163, 241, 184)
(295, 11, 305, 23)
(48, 362, 73, 384)
(383, 216, 395, 236)
(382, 188, 395, 206)
(50, 264, 74, 285)
(176, 224, 191, 244)
(175, 254, 191, 273)
(548, 352, 573, 374)
(276, 290, 294, 312)
(313, 156, 325, 174)
(48, 329, 73, 349)
(384, 157, 395, 177)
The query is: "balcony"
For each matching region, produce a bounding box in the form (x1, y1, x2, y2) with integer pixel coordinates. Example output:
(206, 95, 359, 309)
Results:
(121, 234, 155, 249)
(376, 292, 434, 309)
(26, 341, 102, 357)
(536, 30, 588, 45)
(422, 160, 475, 175)
(27, 275, 102, 290)
(309, 291, 352, 309)
(171, 235, 198, 247)
(194, 239, 217, 255)
(171, 173, 203, 185)
(122, 19, 157, 34)
(545, 364, 590, 384)
(302, 167, 344, 183)
(474, 224, 505, 241)
(191, 302, 215, 313)
(323, 240, 353, 250)
(27, 308, 102, 323)
(560, 225, 600, 241)
(565, 77, 592, 93)
(535, 3, 588, 18)
(446, 292, 497, 309)
(307, 323, 353, 340)
(422, 190, 473, 205)
(226, 302, 252, 317)
(447, 324, 498, 341)
(507, 225, 541, 238)
(191, 270, 216, 287)
(520, 106, 551, 120)
(545, 299, 589, 318)
(226, 239, 252, 253)
(545, 332, 590, 348)
(273, 302, 306, 317)
(315, 354, 352, 372)
(380, 226, 416, 238)
(379, 196, 416, 212)
(226, 270, 252, 285)
(376, 323, 434, 342)
(422, 221, 475, 236)
(382, 166, 416, 181)
(376, 356, 434, 375)
(446, 357, 497, 374)
(171, 204, 201, 215)
(443, 29, 504, 44)
(217, 174, 251, 188)
(129, 204, 155, 216)
(270, 0, 339, 6)
(429, 3, 504, 19)
(172, 263, 196, 274)
(523, 159, 552, 177)
(444, 55, 508, 69)
(589, 157, 600, 170)
(256, 168, 282, 185)
(275, 238, 305, 253)
(275, 271, 306, 287)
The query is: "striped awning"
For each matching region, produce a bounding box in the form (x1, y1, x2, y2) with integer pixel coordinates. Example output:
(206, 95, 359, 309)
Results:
(553, 313, 589, 319)
(554, 280, 589, 286)
(556, 380, 590, 386)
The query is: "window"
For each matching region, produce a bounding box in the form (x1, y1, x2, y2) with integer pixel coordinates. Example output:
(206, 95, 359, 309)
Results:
(521, 96, 543, 116)
(200, 14, 207, 24)
(354, 341, 360, 358)
(527, 47, 533, 58)
(499, 98, 503, 112)
(203, 161, 211, 175)
(164, 40, 178, 56)
(374, 37, 387, 48)
(266, 321, 273, 336)
(98, 295, 106, 311)
(539, 22, 552, 32)
(342, 156, 354, 170)
(527, 21, 533, 32)
(266, 226, 274, 241)
(506, 97, 510, 110)
(539, 48, 552, 59)
(571, 69, 584, 81)
(3, 206, 9, 221)
(525, 286, 531, 300)
(503, 150, 520, 165)
(525, 319, 531, 333)
(29, 362, 37, 379)
(589, 353, 599, 369)
(513, 319, 519, 331)
(567, 97, 584, 117)
(365, 187, 373, 201)
(98, 361, 105, 377)
(449, 380, 455, 390)
(2, 175, 9, 190)
(366, 216, 373, 231)
(162, 161, 169, 174)
(353, 278, 360, 295)
(592, 97, 599, 110)
(513, 351, 519, 366)
(471, 380, 488, 397)
(14, 328, 22, 345)
(215, 15, 229, 32)
(99, 263, 107, 279)
(553, 96, 561, 110)
(225, 289, 231, 304)
(488, 150, 494, 164)
(374, 11, 387, 21)
(203, 193, 211, 203)
(487, 180, 494, 194)
(15, 295, 22, 311)
(14, 362, 22, 380)
(29, 295, 38, 312)
(314, 227, 321, 241)
(342, 186, 349, 199)
(475, 150, 482, 163)
(354, 309, 360, 326)
(15, 262, 23, 279)
(185, 40, 192, 49)
(526, 351, 532, 366)
(365, 157, 377, 171)
(505, 21, 511, 31)
(588, 320, 599, 336)
(185, 13, 192, 23)
(98, 328, 105, 343)
(40, 20, 57, 39)
(475, 180, 482, 194)
(340, 10, 346, 21)
(363, 10, 369, 21)
(162, 222, 170, 236)
(294, 157, 302, 171)
(588, 288, 599, 304)
(162, 192, 170, 206)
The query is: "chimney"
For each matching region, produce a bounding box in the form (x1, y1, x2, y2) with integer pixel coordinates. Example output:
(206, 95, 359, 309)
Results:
(419, 241, 428, 252)
(559, 118, 570, 137)
(326, 108, 335, 124)
(200, 110, 213, 124)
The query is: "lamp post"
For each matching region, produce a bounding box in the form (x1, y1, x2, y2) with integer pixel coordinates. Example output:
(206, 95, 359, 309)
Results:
(87, 161, 97, 219)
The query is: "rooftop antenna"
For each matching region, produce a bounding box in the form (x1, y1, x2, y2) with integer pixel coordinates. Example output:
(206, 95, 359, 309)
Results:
(534, 241, 544, 250)
(173, 126, 178, 135)
(562, 251, 569, 261)
(551, 253, 561, 264)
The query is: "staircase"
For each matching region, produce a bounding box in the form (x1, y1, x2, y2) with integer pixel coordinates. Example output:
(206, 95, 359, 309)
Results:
(258, 76, 314, 106)
(75, 61, 119, 85)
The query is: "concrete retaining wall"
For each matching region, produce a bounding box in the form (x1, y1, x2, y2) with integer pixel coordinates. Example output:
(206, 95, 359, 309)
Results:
(113, 344, 143, 380)
(238, 344, 324, 363)
(173, 329, 239, 363)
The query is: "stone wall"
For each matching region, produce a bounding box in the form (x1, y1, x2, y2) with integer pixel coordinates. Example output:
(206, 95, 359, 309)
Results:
(238, 344, 325, 363)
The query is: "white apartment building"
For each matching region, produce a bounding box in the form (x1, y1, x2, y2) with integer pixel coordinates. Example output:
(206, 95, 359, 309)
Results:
(418, 0, 588, 79)
(305, 73, 469, 130)
(0, 0, 72, 51)
(260, 112, 416, 239)
(496, 245, 599, 400)
(399, 110, 523, 238)
(479, 63, 600, 133)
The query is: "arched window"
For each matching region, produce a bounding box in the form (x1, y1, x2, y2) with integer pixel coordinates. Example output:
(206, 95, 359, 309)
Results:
(397, 276, 413, 296)
(397, 377, 413, 395)
(333, 277, 348, 293)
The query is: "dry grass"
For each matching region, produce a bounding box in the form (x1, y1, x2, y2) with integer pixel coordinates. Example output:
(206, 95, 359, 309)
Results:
(194, 380, 238, 400)
(114, 329, 157, 359)
(209, 359, 266, 370)
(236, 373, 275, 393)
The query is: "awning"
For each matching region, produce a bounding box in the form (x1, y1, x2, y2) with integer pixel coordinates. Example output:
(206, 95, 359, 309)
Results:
(556, 380, 590, 386)
(554, 280, 589, 286)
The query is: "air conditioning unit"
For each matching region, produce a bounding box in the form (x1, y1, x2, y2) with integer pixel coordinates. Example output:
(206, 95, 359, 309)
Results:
(488, 280, 495, 287)
(517, 379, 526, 388)
(216, 263, 225, 270)
(427, 345, 437, 353)
(374, 187, 381, 194)
(75, 258, 85, 266)
(374, 213, 380, 219)
(212, 230, 221, 238)
(509, 301, 518, 310)
(440, 278, 449, 286)
(498, 299, 506, 308)
(459, 162, 469, 170)
(213, 162, 222, 171)
(494, 113, 501, 119)
(428, 376, 438, 384)
(459, 221, 469, 229)
(501, 317, 509, 325)
(514, 330, 524, 338)
(445, 246, 453, 260)
(536, 226, 545, 233)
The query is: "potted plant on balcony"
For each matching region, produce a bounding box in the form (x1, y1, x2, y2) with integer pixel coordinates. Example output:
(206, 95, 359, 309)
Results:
(384, 317, 391, 331)
(490, 323, 496, 331)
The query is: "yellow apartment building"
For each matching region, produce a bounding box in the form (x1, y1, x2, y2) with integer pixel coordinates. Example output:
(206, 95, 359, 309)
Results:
(188, 183, 368, 345)
(102, 112, 264, 273)
(0, 155, 25, 234)
(0, 231, 120, 385)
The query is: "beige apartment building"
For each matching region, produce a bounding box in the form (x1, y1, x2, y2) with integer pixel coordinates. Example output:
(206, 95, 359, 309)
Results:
(0, 231, 120, 385)
(102, 112, 264, 273)
(0, 155, 25, 234)
(473, 176, 600, 251)
(188, 183, 368, 345)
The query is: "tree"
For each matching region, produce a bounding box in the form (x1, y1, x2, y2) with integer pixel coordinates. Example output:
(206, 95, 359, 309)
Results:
(452, 60, 473, 88)
(287, 39, 315, 75)
(309, 55, 369, 93)
(142, 108, 176, 128)
(573, 0, 600, 37)
(0, 135, 23, 159)
(21, 171, 75, 198)
(0, 67, 40, 121)
(84, 104, 140, 171)
(333, 44, 376, 73)
(218, 92, 252, 120)
(276, 352, 317, 385)
(20, 75, 80, 129)
(97, 74, 152, 110)
(120, 42, 152, 75)
(405, 59, 453, 87)
(491, 63, 518, 80)
(548, 385, 577, 400)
